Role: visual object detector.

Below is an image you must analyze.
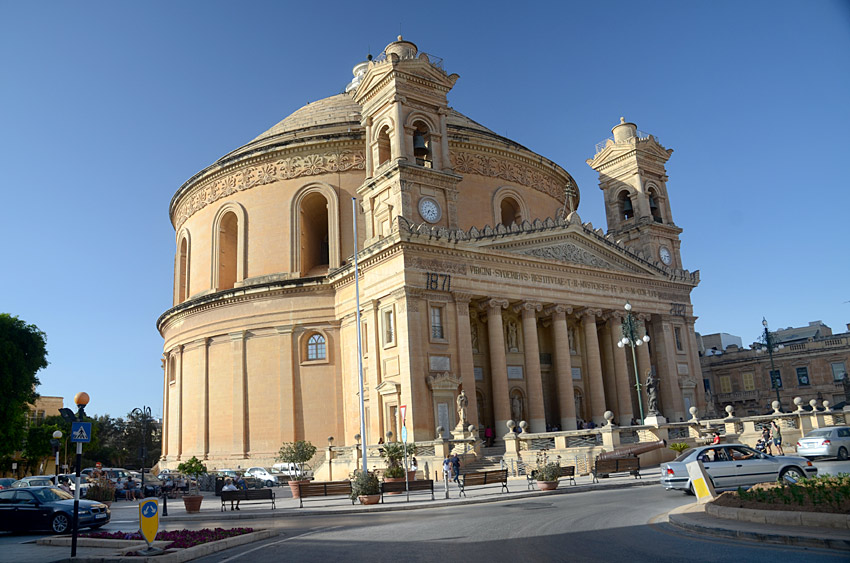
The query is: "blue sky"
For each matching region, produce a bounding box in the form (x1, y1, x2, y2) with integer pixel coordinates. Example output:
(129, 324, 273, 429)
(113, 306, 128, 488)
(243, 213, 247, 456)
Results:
(2, 1, 848, 419)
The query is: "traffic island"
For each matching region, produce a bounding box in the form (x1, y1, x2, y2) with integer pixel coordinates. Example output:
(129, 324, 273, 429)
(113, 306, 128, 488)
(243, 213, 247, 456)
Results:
(38, 528, 279, 562)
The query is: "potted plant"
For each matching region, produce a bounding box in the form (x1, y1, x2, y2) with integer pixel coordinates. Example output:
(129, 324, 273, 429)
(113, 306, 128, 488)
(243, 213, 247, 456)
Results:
(534, 451, 561, 491)
(669, 442, 690, 456)
(379, 441, 416, 493)
(277, 440, 317, 498)
(176, 456, 207, 513)
(85, 477, 116, 507)
(349, 470, 380, 505)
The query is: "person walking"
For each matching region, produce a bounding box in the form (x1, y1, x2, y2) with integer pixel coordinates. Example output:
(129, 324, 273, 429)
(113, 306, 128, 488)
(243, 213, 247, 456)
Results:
(450, 453, 461, 483)
(484, 426, 494, 447)
(442, 456, 452, 483)
(770, 421, 784, 455)
(761, 426, 773, 455)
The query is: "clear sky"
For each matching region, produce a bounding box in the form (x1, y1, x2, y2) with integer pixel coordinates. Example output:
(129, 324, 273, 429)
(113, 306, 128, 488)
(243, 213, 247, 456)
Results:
(2, 1, 848, 420)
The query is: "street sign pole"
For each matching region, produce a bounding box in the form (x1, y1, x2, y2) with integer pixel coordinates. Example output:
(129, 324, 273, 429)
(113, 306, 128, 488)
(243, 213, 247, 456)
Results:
(71, 441, 82, 557)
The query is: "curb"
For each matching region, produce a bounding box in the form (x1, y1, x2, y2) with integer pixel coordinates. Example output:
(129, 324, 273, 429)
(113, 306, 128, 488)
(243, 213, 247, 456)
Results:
(667, 505, 850, 552)
(705, 502, 850, 530)
(57, 529, 280, 563)
(161, 477, 657, 522)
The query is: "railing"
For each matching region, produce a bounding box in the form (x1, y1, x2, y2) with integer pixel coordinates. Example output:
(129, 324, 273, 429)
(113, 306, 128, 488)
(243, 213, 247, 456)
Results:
(594, 131, 658, 154)
(619, 429, 640, 444)
(528, 437, 556, 450)
(566, 432, 603, 448)
(668, 426, 689, 440)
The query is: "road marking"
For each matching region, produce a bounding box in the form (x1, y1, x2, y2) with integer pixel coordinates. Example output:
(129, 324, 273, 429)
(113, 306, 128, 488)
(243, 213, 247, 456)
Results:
(217, 526, 341, 563)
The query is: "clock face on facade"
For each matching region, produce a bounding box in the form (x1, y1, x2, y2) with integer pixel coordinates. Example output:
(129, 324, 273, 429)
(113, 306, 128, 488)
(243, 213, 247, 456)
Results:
(418, 197, 441, 223)
(659, 246, 672, 265)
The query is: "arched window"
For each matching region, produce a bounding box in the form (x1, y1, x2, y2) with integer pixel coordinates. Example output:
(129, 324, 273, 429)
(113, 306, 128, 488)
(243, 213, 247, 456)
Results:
(377, 125, 391, 167)
(412, 121, 432, 168)
(300, 192, 330, 275)
(219, 212, 238, 290)
(648, 187, 663, 223)
(618, 191, 634, 220)
(306, 333, 326, 360)
(500, 197, 521, 226)
(176, 234, 190, 304)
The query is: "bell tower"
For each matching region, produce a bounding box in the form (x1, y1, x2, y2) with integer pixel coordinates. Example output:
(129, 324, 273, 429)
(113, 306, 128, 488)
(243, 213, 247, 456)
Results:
(586, 118, 683, 269)
(353, 36, 462, 246)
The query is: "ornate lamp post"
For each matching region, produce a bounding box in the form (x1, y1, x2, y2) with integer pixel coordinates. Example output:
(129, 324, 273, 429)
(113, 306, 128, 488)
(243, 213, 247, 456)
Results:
(617, 302, 650, 424)
(130, 406, 152, 497)
(51, 430, 63, 486)
(757, 318, 784, 411)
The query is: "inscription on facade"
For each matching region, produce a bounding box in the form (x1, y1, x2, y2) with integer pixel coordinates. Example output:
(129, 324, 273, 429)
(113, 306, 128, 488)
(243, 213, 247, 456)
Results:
(507, 366, 524, 380)
(468, 265, 668, 298)
(429, 355, 451, 372)
(474, 366, 484, 381)
(425, 272, 451, 292)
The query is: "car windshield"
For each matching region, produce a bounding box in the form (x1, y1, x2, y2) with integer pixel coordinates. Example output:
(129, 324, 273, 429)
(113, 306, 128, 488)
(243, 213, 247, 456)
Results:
(32, 487, 73, 502)
(804, 429, 831, 438)
(29, 479, 52, 486)
(674, 449, 696, 462)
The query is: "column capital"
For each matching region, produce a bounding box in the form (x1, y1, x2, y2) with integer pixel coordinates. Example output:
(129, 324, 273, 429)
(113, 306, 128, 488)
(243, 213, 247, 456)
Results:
(513, 301, 543, 315)
(228, 331, 247, 342)
(392, 94, 407, 104)
(636, 313, 651, 322)
(581, 308, 603, 320)
(453, 292, 474, 304)
(275, 325, 295, 335)
(544, 304, 573, 318)
(483, 298, 509, 311)
(604, 310, 626, 322)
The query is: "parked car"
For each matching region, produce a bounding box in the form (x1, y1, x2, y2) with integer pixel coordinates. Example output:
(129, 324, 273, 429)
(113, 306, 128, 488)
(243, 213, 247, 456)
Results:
(0, 478, 16, 490)
(271, 462, 312, 480)
(244, 467, 279, 487)
(661, 444, 817, 493)
(11, 476, 54, 488)
(57, 474, 89, 497)
(216, 470, 261, 489)
(796, 426, 850, 460)
(0, 486, 110, 533)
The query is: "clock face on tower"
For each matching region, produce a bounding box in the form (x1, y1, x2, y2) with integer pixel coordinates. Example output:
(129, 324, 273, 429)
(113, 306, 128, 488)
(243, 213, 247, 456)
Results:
(418, 197, 441, 223)
(659, 246, 672, 266)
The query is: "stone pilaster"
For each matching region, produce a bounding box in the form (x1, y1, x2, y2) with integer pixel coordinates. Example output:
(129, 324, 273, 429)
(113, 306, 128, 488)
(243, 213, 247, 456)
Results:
(685, 317, 707, 414)
(455, 293, 479, 430)
(635, 318, 652, 423)
(176, 345, 184, 460)
(161, 355, 169, 459)
(652, 317, 686, 421)
(230, 331, 247, 458)
(581, 310, 606, 424)
(517, 301, 545, 432)
(200, 337, 210, 458)
(485, 299, 511, 435)
(549, 305, 577, 430)
(276, 326, 296, 443)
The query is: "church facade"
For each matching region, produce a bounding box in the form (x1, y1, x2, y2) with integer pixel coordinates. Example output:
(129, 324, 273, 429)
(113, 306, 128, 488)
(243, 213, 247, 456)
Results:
(157, 37, 705, 468)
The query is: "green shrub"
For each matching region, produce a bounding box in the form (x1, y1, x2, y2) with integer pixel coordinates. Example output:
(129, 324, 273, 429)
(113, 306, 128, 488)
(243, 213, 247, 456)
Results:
(276, 441, 317, 478)
(349, 470, 380, 500)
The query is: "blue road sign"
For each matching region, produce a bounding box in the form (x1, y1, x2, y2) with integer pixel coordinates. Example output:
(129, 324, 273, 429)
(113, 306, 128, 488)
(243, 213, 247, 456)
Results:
(401, 426, 408, 443)
(70, 422, 92, 443)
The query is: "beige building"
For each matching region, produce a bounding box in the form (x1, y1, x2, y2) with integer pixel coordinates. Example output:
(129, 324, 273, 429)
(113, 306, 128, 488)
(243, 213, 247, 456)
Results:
(157, 37, 706, 469)
(701, 323, 850, 416)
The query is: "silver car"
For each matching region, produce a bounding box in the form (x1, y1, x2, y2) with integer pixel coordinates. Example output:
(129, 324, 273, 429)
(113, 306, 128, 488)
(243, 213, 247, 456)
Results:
(661, 444, 817, 493)
(796, 426, 850, 460)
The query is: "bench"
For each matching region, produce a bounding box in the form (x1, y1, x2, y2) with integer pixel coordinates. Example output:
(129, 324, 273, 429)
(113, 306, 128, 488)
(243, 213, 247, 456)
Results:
(220, 488, 276, 511)
(526, 465, 577, 490)
(380, 479, 435, 502)
(295, 480, 354, 509)
(591, 457, 641, 483)
(458, 469, 509, 497)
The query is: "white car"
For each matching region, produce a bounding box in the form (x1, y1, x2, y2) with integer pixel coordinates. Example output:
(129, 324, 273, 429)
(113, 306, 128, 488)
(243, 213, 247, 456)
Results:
(244, 467, 279, 487)
(661, 444, 817, 493)
(271, 462, 312, 480)
(796, 426, 850, 460)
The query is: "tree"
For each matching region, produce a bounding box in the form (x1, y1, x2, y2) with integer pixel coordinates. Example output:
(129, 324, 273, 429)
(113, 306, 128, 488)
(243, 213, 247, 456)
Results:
(0, 314, 48, 458)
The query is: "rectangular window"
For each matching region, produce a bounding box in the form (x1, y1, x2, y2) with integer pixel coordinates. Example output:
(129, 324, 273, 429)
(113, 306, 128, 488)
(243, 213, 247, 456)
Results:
(383, 307, 395, 347)
(674, 327, 683, 351)
(832, 362, 847, 382)
(719, 375, 732, 394)
(769, 369, 782, 389)
(430, 306, 444, 340)
(361, 321, 368, 354)
(796, 367, 810, 386)
(742, 372, 755, 391)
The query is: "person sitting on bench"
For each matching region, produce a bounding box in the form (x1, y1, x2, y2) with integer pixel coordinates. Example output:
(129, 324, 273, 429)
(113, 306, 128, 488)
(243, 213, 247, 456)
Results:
(221, 477, 240, 510)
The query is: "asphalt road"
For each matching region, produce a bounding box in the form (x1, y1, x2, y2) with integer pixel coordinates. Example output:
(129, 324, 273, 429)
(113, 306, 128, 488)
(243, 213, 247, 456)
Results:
(188, 486, 845, 563)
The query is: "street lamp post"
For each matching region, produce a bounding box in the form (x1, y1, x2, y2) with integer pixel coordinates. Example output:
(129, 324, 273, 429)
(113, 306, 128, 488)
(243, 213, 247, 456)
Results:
(70, 391, 89, 558)
(130, 406, 152, 498)
(51, 430, 63, 486)
(617, 302, 651, 424)
(759, 318, 784, 411)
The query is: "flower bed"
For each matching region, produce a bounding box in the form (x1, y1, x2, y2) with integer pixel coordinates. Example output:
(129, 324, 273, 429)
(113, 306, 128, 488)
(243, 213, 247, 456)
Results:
(712, 474, 850, 514)
(81, 527, 254, 550)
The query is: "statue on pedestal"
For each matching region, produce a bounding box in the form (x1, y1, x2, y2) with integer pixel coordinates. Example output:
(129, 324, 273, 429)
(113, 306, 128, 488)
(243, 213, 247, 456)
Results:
(645, 369, 660, 416)
(456, 390, 469, 427)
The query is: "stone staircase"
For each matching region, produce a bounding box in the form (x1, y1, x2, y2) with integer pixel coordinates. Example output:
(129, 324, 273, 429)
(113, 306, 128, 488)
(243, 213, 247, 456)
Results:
(461, 445, 506, 473)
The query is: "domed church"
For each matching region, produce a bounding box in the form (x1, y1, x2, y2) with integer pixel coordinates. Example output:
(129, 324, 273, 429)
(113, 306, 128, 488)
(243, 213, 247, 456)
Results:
(157, 36, 705, 469)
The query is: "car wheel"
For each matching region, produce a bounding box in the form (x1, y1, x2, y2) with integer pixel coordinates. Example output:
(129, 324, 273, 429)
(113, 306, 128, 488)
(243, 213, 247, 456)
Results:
(779, 467, 805, 484)
(51, 513, 70, 534)
(685, 483, 695, 496)
(265, 480, 274, 487)
(838, 447, 848, 461)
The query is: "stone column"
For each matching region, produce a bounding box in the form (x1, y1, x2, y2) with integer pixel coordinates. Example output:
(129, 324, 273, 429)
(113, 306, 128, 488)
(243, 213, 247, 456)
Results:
(652, 318, 686, 422)
(581, 310, 606, 425)
(599, 320, 619, 419)
(230, 331, 247, 458)
(517, 301, 545, 432)
(549, 305, 577, 430)
(636, 315, 652, 422)
(393, 97, 406, 161)
(685, 317, 707, 414)
(455, 293, 479, 430)
(200, 337, 210, 459)
(608, 315, 634, 425)
(161, 355, 169, 460)
(176, 345, 184, 460)
(486, 299, 511, 435)
(276, 326, 296, 443)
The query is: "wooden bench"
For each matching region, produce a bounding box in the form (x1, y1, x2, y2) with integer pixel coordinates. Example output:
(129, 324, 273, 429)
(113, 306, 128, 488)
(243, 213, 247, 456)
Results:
(526, 465, 577, 490)
(220, 488, 276, 511)
(295, 480, 354, 509)
(380, 479, 435, 502)
(458, 469, 509, 497)
(591, 457, 641, 483)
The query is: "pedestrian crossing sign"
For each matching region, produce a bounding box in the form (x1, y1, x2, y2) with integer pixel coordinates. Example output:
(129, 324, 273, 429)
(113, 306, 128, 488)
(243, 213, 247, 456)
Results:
(70, 422, 92, 443)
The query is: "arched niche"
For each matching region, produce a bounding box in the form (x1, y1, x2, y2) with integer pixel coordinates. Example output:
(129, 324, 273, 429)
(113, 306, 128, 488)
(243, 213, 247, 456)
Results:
(211, 202, 247, 291)
(493, 187, 530, 227)
(290, 182, 340, 277)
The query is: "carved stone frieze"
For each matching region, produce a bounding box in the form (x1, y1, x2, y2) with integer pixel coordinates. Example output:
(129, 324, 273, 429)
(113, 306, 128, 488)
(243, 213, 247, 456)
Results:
(427, 371, 461, 391)
(521, 243, 617, 270)
(450, 151, 566, 202)
(174, 150, 366, 228)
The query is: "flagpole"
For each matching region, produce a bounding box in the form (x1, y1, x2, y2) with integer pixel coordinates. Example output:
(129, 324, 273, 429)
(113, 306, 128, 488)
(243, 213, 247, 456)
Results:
(352, 197, 368, 473)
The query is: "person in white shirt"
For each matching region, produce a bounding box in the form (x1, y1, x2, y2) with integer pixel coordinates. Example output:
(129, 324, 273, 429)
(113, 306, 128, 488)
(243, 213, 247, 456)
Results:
(221, 477, 240, 511)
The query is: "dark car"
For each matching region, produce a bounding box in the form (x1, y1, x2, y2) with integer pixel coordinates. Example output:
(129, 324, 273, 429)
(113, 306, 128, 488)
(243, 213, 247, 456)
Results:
(0, 486, 110, 533)
(0, 478, 15, 490)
